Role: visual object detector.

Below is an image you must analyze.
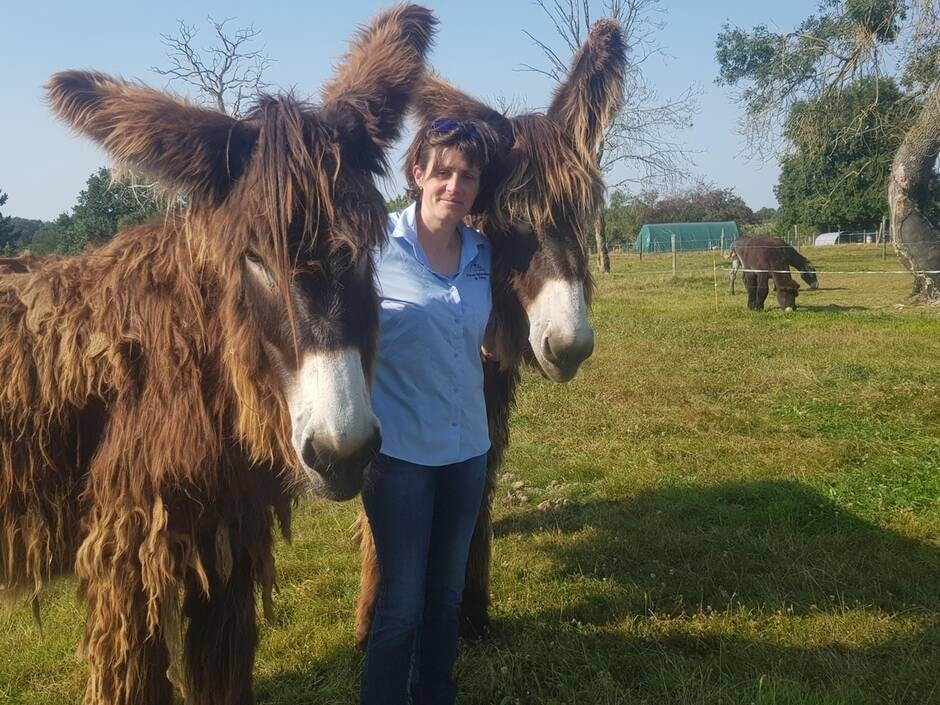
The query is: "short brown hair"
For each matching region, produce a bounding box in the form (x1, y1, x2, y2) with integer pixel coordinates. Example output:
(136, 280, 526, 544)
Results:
(404, 118, 500, 214)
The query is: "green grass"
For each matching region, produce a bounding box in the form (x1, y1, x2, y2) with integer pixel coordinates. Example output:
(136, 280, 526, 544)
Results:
(2, 245, 938, 704)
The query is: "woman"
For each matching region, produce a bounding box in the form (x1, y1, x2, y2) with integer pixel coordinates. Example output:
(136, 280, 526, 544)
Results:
(360, 118, 497, 705)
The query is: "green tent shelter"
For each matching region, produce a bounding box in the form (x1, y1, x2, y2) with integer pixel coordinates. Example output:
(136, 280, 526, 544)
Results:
(633, 222, 739, 253)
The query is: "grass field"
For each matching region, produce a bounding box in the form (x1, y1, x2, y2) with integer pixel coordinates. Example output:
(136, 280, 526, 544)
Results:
(2, 245, 938, 704)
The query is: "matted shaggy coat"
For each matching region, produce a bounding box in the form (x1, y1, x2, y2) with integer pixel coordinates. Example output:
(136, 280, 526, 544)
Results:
(0, 5, 435, 704)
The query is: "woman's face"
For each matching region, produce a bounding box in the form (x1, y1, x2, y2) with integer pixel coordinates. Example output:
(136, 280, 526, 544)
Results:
(412, 147, 481, 226)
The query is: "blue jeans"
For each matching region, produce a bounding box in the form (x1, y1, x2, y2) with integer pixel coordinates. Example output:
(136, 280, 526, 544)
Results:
(360, 453, 487, 705)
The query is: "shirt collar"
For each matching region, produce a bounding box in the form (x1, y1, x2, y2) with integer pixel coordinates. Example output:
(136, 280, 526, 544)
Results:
(391, 202, 487, 277)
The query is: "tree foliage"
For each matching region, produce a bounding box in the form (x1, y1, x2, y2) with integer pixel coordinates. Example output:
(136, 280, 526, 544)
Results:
(714, 0, 932, 154)
(27, 214, 72, 255)
(8, 169, 162, 256)
(7, 217, 46, 249)
(602, 183, 755, 245)
(773, 78, 935, 229)
(385, 194, 411, 214)
(0, 190, 14, 253)
(603, 189, 650, 245)
(645, 181, 755, 225)
(753, 206, 777, 222)
(58, 168, 162, 254)
(715, 0, 940, 298)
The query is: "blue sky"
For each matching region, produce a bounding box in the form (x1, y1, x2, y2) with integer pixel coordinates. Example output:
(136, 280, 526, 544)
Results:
(1, 0, 819, 221)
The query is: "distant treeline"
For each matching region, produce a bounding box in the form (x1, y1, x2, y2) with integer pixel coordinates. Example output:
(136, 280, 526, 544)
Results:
(1, 168, 162, 256)
(1, 171, 419, 257)
(5, 162, 937, 257)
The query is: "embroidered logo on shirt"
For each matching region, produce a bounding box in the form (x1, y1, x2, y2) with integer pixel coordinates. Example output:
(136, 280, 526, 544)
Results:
(465, 261, 489, 281)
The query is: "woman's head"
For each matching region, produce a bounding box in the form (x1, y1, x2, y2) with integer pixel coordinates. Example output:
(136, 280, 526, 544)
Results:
(405, 118, 498, 219)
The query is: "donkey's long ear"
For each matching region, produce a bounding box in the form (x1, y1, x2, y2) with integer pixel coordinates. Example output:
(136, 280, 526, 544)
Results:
(321, 4, 436, 161)
(412, 74, 508, 126)
(46, 71, 257, 205)
(547, 19, 626, 163)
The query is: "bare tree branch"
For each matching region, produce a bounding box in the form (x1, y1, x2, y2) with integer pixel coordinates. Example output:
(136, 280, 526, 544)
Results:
(151, 16, 274, 117)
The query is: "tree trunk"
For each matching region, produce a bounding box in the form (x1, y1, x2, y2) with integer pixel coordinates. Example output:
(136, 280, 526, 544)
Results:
(888, 81, 940, 302)
(594, 209, 610, 274)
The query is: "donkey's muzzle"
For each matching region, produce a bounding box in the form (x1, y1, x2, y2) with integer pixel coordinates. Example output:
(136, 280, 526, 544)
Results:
(540, 326, 595, 382)
(302, 427, 382, 501)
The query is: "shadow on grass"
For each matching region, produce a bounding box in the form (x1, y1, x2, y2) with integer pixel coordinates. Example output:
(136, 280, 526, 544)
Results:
(454, 615, 940, 705)
(799, 304, 870, 312)
(493, 480, 940, 618)
(255, 481, 939, 704)
(256, 619, 939, 705)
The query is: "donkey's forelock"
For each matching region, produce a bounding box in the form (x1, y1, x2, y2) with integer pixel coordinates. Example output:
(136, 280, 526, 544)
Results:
(231, 95, 388, 263)
(497, 115, 603, 239)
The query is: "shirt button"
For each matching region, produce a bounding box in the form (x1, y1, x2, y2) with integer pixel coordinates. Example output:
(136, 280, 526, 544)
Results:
(451, 422, 457, 428)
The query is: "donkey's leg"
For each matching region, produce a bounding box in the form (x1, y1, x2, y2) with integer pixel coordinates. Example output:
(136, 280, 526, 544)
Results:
(458, 361, 519, 639)
(744, 272, 758, 310)
(78, 507, 174, 705)
(183, 535, 258, 705)
(754, 273, 770, 310)
(354, 509, 380, 651)
(459, 464, 496, 638)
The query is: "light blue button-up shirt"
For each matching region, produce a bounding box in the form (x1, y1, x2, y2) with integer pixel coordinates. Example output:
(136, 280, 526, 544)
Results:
(372, 203, 492, 465)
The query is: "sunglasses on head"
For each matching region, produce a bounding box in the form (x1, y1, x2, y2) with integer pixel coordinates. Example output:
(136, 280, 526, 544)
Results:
(429, 118, 479, 138)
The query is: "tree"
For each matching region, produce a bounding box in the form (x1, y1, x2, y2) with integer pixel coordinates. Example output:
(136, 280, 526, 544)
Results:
(524, 0, 698, 272)
(60, 168, 162, 254)
(1, 170, 164, 257)
(774, 78, 927, 231)
(716, 0, 940, 301)
(645, 180, 755, 224)
(28, 214, 72, 255)
(386, 193, 411, 214)
(601, 183, 755, 246)
(152, 17, 273, 117)
(603, 189, 650, 245)
(0, 190, 14, 253)
(7, 217, 47, 250)
(753, 206, 777, 223)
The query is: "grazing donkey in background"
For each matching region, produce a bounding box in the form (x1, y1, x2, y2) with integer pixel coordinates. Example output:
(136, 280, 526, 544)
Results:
(728, 236, 819, 310)
(0, 5, 435, 704)
(355, 18, 627, 647)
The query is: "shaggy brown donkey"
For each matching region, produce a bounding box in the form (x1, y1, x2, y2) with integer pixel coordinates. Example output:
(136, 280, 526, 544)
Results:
(729, 236, 819, 310)
(0, 6, 435, 705)
(355, 18, 626, 647)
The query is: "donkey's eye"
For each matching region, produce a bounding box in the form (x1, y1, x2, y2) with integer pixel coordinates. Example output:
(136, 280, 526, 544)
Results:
(244, 254, 277, 289)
